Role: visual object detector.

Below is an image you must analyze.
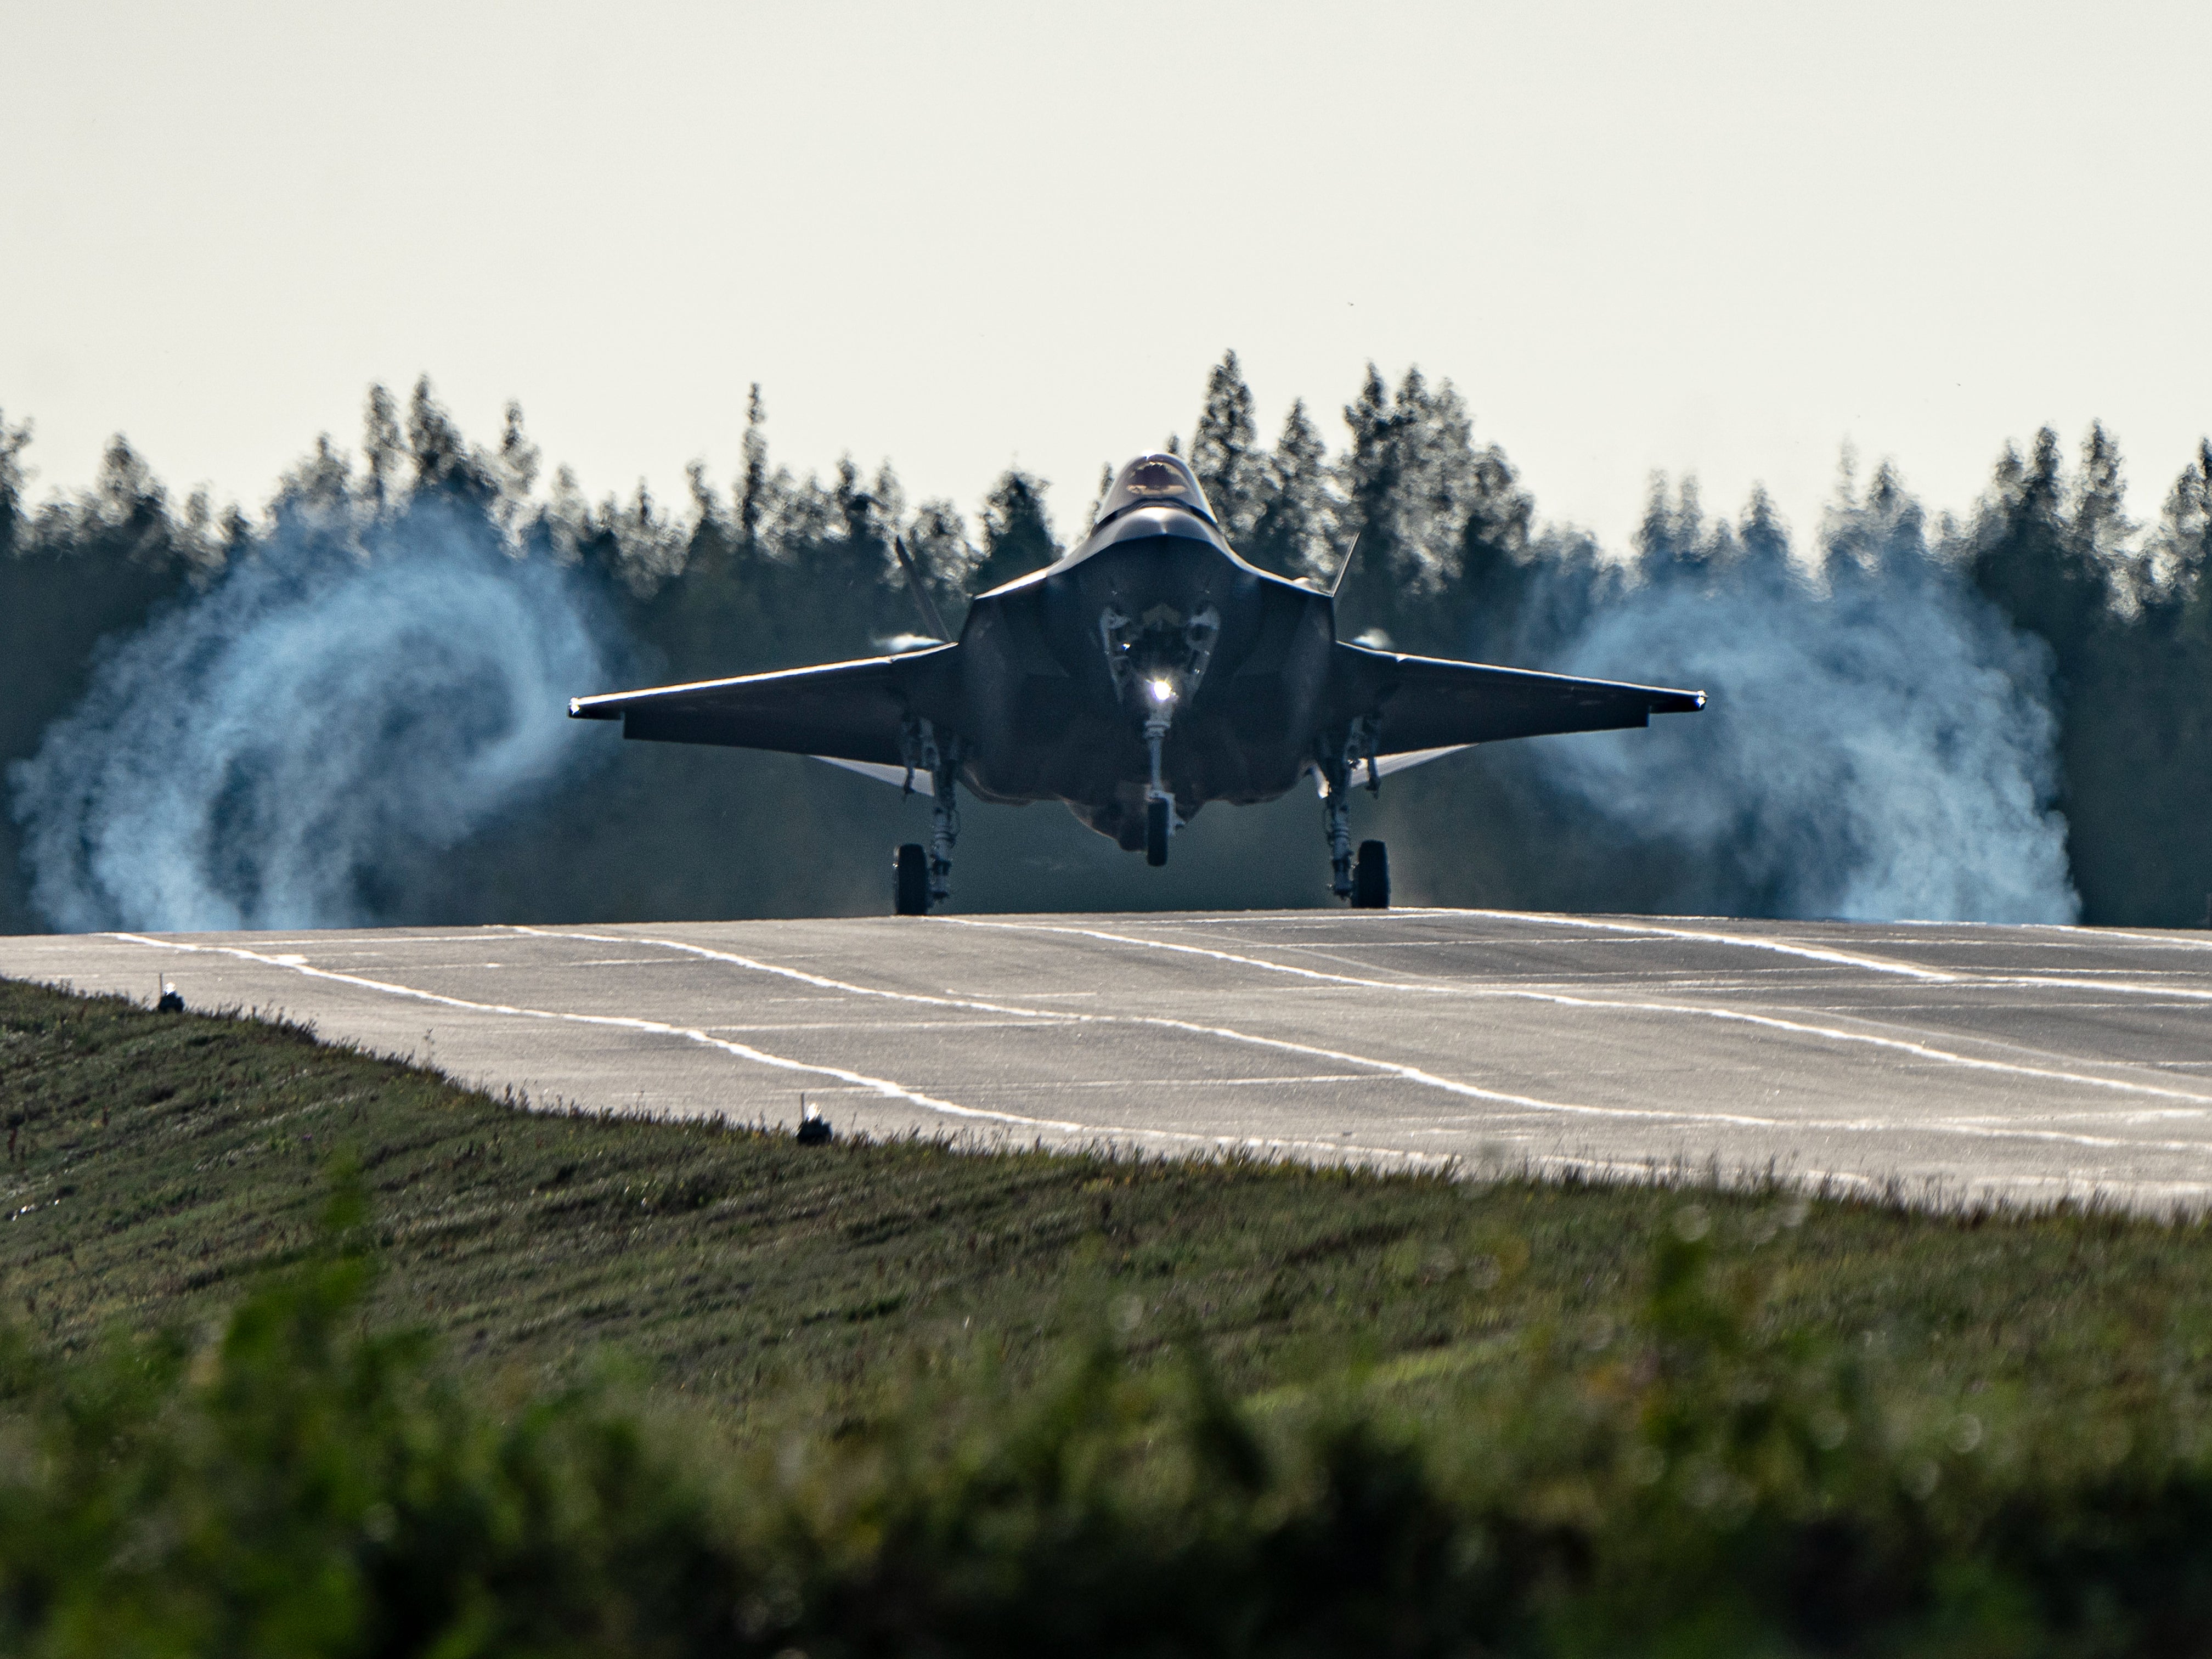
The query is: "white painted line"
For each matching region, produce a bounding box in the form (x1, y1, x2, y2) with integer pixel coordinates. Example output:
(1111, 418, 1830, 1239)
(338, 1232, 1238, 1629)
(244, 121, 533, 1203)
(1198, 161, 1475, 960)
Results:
(106, 933, 1086, 1136)
(85, 933, 1452, 1171)
(1441, 909, 1964, 981)
(555, 929, 2212, 1143)
(933, 918, 2212, 1106)
(1424, 911, 2212, 1007)
(517, 927, 1631, 1121)
(91, 927, 2212, 1167)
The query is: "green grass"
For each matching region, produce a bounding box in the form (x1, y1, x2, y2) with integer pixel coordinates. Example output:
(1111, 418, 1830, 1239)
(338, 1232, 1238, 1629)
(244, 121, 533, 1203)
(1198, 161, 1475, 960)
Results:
(6, 973, 2212, 1431)
(16, 975, 2212, 1651)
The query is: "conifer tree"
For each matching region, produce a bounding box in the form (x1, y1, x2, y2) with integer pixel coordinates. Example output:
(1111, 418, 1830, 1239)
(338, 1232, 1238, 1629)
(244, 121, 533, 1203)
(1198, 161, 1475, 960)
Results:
(1336, 365, 1485, 653)
(362, 386, 403, 516)
(0, 410, 28, 563)
(809, 456, 902, 642)
(2165, 442, 2212, 631)
(1190, 351, 1267, 541)
(92, 437, 172, 565)
(1242, 399, 1334, 580)
(267, 434, 357, 553)
(737, 385, 773, 562)
(1967, 427, 2108, 663)
(833, 458, 882, 566)
(406, 378, 497, 510)
(1340, 363, 1402, 572)
(1963, 427, 2126, 918)
(1082, 463, 1114, 529)
(495, 402, 540, 522)
(903, 499, 975, 618)
(967, 470, 1058, 594)
(2073, 422, 2140, 608)
(1738, 486, 1789, 571)
(1451, 445, 1536, 661)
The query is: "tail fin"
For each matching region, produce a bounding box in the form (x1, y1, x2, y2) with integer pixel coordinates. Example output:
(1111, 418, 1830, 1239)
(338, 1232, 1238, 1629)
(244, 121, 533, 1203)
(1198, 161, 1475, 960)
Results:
(1329, 523, 1368, 598)
(894, 536, 953, 641)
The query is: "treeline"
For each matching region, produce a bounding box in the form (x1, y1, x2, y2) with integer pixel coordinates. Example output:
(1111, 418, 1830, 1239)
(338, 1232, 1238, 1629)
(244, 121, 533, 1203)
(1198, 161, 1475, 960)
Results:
(2, 358, 2209, 928)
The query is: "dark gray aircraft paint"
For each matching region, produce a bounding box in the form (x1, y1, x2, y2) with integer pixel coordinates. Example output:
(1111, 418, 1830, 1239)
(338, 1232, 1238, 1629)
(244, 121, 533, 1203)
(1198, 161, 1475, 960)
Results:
(568, 454, 1705, 910)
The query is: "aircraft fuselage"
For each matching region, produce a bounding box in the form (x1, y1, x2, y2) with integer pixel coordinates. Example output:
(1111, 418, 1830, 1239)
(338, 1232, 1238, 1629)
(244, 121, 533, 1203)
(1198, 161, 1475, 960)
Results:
(945, 505, 1330, 848)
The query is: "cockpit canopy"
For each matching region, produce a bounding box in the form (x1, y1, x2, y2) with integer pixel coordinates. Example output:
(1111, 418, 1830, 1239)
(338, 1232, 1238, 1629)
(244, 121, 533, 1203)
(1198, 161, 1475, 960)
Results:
(1093, 453, 1218, 530)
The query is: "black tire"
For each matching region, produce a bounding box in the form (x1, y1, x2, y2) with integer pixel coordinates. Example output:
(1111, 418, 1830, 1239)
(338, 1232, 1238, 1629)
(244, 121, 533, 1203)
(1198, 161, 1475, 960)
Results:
(894, 843, 930, 915)
(1352, 839, 1390, 909)
(1145, 798, 1171, 867)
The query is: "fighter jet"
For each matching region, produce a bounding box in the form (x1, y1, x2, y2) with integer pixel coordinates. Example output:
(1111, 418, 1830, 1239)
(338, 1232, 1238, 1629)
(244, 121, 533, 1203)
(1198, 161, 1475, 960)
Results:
(568, 453, 1703, 913)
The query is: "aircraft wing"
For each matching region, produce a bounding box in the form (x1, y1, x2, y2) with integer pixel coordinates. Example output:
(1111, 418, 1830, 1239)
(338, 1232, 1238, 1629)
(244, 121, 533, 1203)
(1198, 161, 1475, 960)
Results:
(567, 645, 957, 767)
(1334, 642, 1705, 754)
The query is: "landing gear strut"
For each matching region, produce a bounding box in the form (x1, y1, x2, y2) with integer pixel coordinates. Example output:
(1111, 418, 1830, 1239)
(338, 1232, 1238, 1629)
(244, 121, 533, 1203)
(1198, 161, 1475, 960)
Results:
(890, 718, 961, 916)
(928, 758, 960, 904)
(1322, 718, 1389, 907)
(1143, 690, 1178, 867)
(1102, 600, 1213, 872)
(1324, 777, 1355, 898)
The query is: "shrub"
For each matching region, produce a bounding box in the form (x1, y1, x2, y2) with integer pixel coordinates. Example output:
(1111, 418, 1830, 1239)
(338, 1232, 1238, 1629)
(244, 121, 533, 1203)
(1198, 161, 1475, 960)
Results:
(4, 1204, 2212, 1655)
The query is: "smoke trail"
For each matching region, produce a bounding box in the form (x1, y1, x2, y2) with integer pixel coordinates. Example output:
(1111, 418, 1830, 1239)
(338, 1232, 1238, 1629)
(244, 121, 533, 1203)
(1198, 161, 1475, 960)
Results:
(9, 505, 617, 931)
(1513, 487, 2079, 923)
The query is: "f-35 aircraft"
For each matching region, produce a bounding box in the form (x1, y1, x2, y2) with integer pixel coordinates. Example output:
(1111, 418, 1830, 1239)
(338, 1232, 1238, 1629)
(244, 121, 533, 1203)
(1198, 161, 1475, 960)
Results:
(569, 453, 1703, 913)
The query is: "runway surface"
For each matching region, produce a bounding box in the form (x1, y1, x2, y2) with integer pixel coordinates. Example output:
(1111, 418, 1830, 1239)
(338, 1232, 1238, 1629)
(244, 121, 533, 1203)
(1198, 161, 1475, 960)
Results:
(8, 911, 2212, 1207)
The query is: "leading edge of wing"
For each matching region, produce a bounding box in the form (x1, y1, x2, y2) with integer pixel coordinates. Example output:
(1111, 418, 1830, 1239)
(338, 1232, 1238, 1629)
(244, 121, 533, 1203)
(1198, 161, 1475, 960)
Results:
(567, 643, 957, 766)
(1312, 744, 1473, 796)
(1335, 640, 1706, 751)
(811, 754, 935, 795)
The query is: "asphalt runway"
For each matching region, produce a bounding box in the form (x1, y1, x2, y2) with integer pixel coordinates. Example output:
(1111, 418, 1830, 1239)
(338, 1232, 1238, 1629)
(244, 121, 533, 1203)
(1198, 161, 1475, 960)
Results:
(8, 911, 2212, 1208)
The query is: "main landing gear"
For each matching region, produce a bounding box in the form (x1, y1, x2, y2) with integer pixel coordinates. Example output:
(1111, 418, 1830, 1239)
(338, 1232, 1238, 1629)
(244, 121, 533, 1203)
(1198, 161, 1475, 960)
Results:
(1352, 839, 1390, 909)
(894, 843, 929, 915)
(1325, 800, 1391, 909)
(891, 777, 958, 914)
(893, 721, 961, 916)
(1323, 719, 1390, 909)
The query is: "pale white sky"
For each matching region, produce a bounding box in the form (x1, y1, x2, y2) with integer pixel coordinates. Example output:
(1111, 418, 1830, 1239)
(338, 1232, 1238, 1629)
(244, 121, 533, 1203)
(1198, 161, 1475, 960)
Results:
(2, 0, 2206, 551)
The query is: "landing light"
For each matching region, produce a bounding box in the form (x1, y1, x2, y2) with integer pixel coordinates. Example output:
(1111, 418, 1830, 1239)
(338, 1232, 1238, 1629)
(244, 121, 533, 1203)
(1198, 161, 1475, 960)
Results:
(1147, 678, 1175, 703)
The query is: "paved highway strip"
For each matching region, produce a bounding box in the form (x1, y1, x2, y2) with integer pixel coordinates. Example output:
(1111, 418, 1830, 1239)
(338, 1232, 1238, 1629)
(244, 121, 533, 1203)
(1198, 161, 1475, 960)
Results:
(7, 909, 2212, 1208)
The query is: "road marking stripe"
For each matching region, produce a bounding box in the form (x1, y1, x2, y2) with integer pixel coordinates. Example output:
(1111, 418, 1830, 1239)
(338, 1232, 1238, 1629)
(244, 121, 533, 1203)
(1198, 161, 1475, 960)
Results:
(106, 933, 1086, 1135)
(933, 918, 2212, 1105)
(510, 927, 1633, 1119)
(103, 933, 1466, 1172)
(1424, 910, 2212, 1006)
(1440, 909, 1961, 980)
(94, 928, 2212, 1164)
(543, 927, 2212, 1128)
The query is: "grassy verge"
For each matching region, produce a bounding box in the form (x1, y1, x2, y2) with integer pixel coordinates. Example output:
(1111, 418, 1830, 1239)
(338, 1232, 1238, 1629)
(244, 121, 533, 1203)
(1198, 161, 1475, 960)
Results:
(12, 977, 2212, 1651)
(4, 974, 2212, 1424)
